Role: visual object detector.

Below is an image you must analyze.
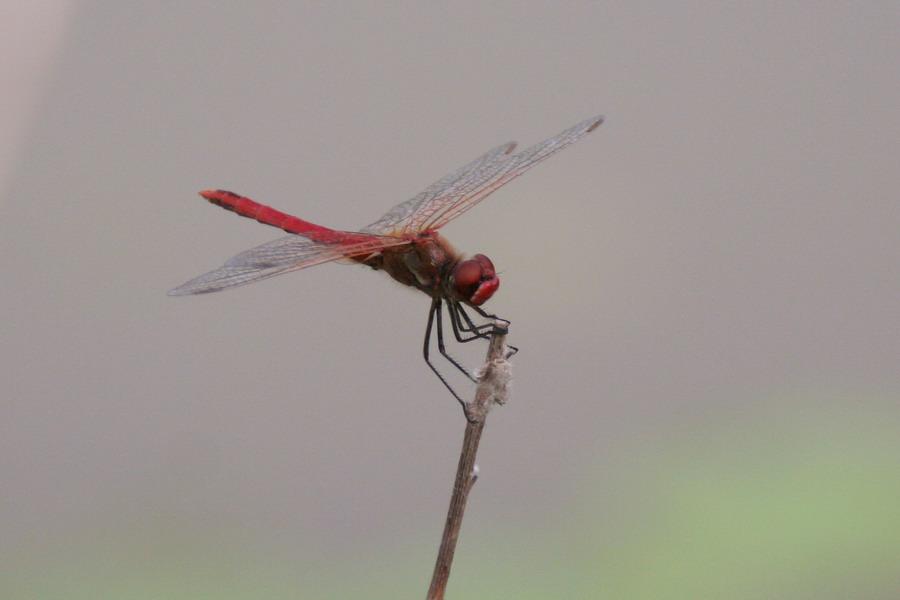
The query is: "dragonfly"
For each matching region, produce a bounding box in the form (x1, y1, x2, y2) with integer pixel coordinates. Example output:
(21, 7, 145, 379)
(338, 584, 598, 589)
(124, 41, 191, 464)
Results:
(170, 115, 604, 406)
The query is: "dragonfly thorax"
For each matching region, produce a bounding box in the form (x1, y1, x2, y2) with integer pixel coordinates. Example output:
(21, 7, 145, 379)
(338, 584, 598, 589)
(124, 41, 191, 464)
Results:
(365, 231, 496, 307)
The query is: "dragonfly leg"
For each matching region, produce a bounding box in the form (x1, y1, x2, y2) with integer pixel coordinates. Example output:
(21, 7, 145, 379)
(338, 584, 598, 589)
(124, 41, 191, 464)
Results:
(448, 301, 494, 343)
(449, 301, 518, 357)
(434, 298, 479, 383)
(423, 298, 517, 408)
(423, 297, 467, 408)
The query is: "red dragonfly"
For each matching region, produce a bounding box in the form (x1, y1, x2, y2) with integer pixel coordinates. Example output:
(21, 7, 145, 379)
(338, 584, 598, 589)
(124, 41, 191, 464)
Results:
(170, 115, 604, 405)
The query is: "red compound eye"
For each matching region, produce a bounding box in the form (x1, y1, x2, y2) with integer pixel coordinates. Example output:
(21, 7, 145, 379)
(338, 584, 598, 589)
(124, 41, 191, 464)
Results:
(451, 254, 498, 306)
(454, 260, 483, 288)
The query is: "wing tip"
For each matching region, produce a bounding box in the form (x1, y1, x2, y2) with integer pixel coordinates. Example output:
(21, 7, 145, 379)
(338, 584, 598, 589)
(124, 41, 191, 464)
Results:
(588, 116, 605, 132)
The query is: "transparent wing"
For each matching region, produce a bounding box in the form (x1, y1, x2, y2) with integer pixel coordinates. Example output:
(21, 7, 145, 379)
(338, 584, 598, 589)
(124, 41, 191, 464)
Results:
(168, 231, 405, 295)
(362, 141, 517, 234)
(365, 115, 604, 235)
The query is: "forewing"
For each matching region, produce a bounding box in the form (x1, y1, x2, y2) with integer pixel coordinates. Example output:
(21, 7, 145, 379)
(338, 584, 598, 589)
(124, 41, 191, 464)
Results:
(384, 115, 604, 234)
(168, 231, 404, 295)
(362, 141, 517, 234)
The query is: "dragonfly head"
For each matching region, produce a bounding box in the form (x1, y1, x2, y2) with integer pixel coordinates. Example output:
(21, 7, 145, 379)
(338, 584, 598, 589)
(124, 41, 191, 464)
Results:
(450, 254, 498, 306)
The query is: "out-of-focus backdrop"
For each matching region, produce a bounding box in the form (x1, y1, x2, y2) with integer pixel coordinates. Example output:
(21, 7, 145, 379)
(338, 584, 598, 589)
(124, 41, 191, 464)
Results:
(2, 2, 897, 598)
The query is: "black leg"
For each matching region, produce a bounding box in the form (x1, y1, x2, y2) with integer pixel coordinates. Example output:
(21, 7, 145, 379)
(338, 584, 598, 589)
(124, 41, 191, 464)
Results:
(422, 297, 518, 408)
(448, 301, 494, 343)
(423, 297, 467, 408)
(435, 298, 478, 382)
(449, 301, 518, 357)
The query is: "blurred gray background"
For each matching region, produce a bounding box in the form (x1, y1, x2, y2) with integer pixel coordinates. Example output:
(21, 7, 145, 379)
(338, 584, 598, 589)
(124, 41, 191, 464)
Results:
(2, 2, 897, 598)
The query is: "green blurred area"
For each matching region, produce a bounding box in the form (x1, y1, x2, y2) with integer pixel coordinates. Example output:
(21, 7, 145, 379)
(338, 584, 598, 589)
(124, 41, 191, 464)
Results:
(5, 390, 898, 599)
(458, 390, 900, 599)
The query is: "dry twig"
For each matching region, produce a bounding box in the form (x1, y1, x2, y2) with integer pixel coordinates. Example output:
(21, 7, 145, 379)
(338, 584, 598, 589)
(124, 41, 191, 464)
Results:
(426, 322, 513, 600)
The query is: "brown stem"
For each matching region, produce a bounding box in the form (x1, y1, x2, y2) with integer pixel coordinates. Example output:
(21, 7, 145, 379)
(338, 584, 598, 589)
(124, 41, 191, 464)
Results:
(426, 322, 513, 600)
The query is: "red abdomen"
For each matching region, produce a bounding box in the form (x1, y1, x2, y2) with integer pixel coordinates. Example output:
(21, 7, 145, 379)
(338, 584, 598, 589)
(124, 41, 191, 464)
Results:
(200, 189, 334, 238)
